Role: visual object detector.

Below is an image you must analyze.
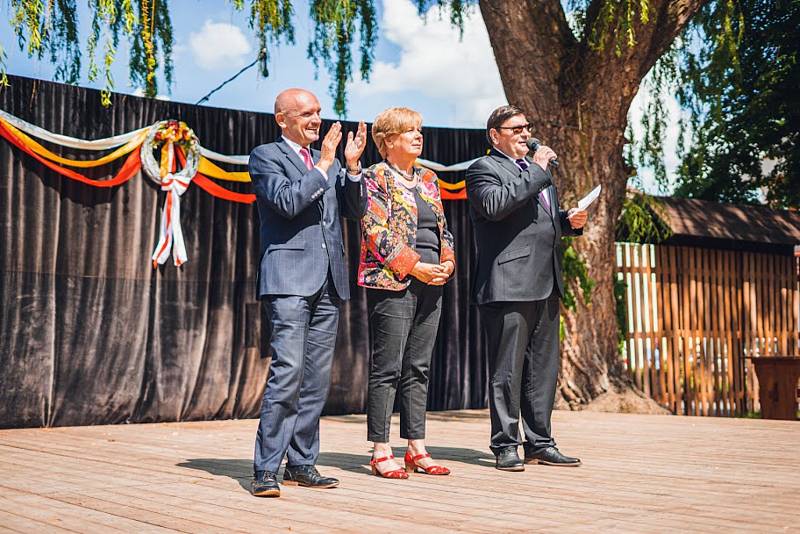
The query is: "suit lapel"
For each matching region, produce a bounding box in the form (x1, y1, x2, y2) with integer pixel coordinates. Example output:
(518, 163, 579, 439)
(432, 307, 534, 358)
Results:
(541, 184, 555, 221)
(276, 139, 311, 177)
(489, 150, 522, 182)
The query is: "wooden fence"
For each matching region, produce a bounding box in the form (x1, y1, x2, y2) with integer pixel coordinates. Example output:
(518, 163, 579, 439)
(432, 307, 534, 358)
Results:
(616, 243, 800, 416)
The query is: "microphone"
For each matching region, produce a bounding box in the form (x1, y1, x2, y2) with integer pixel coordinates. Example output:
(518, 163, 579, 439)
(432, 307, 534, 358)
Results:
(526, 137, 559, 168)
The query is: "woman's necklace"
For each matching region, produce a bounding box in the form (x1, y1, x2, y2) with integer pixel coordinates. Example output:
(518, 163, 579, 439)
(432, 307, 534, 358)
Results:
(386, 161, 418, 188)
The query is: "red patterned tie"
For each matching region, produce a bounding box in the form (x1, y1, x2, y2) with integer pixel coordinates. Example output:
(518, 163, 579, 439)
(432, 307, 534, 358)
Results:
(299, 147, 313, 170)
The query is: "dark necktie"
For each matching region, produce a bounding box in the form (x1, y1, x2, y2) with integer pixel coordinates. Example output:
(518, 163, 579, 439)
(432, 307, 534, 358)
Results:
(516, 158, 550, 213)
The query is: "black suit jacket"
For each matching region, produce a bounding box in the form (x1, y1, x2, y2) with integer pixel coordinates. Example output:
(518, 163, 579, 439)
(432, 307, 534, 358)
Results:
(466, 149, 582, 305)
(248, 138, 367, 299)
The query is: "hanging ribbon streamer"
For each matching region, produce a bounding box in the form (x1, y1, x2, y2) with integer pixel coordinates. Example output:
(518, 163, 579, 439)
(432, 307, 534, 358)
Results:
(0, 118, 142, 186)
(0, 108, 479, 270)
(140, 121, 200, 267)
(0, 108, 147, 150)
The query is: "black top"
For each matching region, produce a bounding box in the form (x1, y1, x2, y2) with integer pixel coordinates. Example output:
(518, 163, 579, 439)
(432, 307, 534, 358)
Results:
(413, 188, 440, 264)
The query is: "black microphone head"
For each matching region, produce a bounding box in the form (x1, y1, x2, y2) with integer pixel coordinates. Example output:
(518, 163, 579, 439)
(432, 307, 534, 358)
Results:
(526, 138, 541, 152)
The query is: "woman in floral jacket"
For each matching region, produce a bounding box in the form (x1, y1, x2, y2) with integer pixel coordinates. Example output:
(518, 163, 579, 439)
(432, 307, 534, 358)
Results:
(358, 107, 455, 479)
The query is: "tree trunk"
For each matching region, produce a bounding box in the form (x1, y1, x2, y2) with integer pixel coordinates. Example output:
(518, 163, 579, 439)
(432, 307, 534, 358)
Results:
(479, 0, 705, 410)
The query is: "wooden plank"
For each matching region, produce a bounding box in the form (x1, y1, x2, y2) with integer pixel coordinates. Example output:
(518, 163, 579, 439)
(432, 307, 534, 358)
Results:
(735, 250, 746, 413)
(1, 412, 798, 533)
(721, 250, 735, 416)
(668, 246, 684, 414)
(712, 249, 723, 415)
(640, 245, 653, 397)
(707, 248, 715, 414)
(780, 256, 792, 355)
(631, 244, 644, 391)
(794, 256, 800, 357)
(656, 246, 675, 412)
(687, 246, 700, 416)
(766, 253, 775, 355)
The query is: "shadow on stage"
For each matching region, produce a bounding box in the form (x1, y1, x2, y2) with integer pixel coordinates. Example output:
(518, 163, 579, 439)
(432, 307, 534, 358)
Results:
(178, 446, 494, 491)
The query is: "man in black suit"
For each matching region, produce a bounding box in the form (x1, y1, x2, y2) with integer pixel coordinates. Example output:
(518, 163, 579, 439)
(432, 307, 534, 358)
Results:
(248, 88, 368, 497)
(466, 105, 588, 471)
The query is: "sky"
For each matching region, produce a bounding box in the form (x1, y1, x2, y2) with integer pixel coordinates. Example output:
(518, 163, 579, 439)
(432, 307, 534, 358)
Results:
(1, 0, 680, 193)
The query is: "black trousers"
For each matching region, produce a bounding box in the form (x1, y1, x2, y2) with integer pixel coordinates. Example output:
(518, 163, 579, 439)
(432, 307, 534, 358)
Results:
(366, 280, 443, 442)
(479, 291, 560, 455)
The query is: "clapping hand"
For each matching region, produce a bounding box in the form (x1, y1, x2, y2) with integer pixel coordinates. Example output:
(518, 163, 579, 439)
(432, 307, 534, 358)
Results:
(318, 122, 343, 172)
(344, 121, 367, 172)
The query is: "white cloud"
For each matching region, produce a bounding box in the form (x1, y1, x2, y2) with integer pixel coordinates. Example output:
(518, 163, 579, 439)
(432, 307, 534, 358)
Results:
(189, 20, 252, 71)
(352, 0, 505, 126)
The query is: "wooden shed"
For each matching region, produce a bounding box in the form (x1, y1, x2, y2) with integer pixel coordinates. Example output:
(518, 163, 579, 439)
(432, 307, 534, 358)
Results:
(617, 196, 800, 416)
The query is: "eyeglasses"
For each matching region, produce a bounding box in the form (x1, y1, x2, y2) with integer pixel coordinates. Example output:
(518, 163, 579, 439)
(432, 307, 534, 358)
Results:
(496, 123, 532, 135)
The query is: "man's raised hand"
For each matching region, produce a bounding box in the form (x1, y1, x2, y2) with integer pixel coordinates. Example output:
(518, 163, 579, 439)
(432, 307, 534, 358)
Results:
(345, 121, 367, 172)
(318, 122, 343, 172)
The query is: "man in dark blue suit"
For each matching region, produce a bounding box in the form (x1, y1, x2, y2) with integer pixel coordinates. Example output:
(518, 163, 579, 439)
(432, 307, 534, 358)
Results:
(249, 88, 367, 497)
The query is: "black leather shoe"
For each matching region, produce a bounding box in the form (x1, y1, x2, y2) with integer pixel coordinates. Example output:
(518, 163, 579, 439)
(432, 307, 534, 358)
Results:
(525, 446, 581, 466)
(251, 471, 281, 497)
(283, 465, 339, 488)
(494, 447, 524, 471)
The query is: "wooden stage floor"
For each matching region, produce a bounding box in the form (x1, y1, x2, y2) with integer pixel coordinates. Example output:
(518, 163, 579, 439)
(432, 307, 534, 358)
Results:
(0, 410, 797, 533)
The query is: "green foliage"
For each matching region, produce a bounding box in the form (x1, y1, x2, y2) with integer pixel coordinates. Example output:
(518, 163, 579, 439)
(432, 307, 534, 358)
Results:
(589, 0, 651, 55)
(564, 0, 658, 55)
(561, 238, 596, 312)
(634, 48, 681, 190)
(415, 0, 468, 34)
(675, 0, 799, 208)
(630, 0, 800, 209)
(307, 0, 376, 116)
(10, 0, 81, 83)
(2, 0, 674, 117)
(129, 0, 173, 98)
(615, 192, 672, 243)
(244, 0, 296, 76)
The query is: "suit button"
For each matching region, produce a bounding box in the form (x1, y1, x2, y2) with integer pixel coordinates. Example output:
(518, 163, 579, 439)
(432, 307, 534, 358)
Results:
(321, 243, 326, 249)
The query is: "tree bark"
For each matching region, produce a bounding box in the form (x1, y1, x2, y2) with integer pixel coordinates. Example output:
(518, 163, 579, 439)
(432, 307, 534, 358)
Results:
(479, 0, 706, 409)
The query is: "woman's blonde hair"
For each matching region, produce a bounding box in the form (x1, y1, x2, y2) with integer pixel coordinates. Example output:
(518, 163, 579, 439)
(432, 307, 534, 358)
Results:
(371, 107, 422, 158)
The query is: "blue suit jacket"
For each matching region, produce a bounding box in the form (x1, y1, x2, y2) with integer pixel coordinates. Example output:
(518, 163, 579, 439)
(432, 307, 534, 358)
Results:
(249, 138, 367, 299)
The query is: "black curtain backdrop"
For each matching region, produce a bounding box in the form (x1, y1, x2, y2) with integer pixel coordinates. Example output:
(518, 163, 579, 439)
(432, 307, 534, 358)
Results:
(0, 76, 490, 428)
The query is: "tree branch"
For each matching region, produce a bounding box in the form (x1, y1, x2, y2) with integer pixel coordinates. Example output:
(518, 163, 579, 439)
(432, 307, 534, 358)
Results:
(575, 0, 707, 123)
(478, 0, 576, 119)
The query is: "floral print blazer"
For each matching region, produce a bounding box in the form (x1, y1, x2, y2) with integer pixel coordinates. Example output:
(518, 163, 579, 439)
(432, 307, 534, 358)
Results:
(358, 161, 456, 290)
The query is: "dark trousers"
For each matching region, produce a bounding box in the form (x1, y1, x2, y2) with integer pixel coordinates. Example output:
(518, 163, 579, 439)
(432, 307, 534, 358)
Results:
(479, 291, 560, 455)
(253, 278, 340, 474)
(366, 280, 443, 442)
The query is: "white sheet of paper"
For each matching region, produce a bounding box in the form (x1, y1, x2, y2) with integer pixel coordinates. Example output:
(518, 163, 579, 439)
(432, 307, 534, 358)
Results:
(577, 185, 602, 211)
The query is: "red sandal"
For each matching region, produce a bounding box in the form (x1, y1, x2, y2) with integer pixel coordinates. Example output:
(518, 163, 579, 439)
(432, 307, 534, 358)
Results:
(404, 451, 451, 475)
(370, 454, 409, 479)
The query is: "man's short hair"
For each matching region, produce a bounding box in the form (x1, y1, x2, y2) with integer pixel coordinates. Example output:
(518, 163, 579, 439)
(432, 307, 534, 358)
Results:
(486, 105, 525, 145)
